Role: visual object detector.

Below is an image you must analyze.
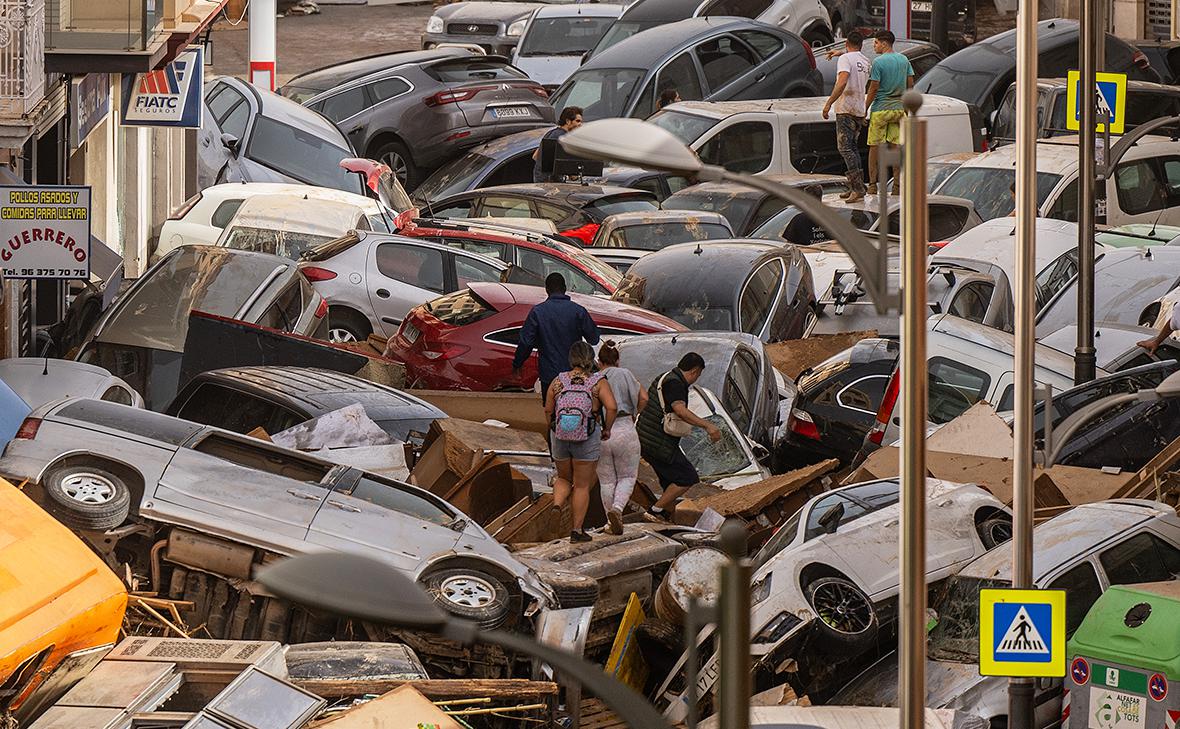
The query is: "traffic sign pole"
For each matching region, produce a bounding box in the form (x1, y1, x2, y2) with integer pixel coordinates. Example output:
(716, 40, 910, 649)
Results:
(1076, 0, 1099, 386)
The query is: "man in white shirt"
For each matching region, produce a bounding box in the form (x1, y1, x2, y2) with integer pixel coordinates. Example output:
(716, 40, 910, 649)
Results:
(822, 31, 871, 202)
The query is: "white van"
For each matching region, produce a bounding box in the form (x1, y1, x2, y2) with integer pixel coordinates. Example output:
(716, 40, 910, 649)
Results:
(646, 95, 982, 177)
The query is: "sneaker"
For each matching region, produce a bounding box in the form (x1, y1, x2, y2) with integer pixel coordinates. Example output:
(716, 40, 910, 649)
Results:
(642, 508, 670, 524)
(838, 190, 853, 199)
(845, 190, 865, 203)
(570, 530, 592, 543)
(607, 509, 624, 535)
(866, 184, 878, 195)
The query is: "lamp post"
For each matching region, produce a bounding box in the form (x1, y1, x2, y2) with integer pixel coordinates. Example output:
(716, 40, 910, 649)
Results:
(257, 552, 674, 729)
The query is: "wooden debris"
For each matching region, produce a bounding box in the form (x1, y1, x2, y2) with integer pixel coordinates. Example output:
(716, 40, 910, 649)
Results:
(291, 677, 559, 701)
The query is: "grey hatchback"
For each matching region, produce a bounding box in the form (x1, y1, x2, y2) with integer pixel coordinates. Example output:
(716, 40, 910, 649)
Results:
(549, 17, 822, 120)
(300, 54, 554, 190)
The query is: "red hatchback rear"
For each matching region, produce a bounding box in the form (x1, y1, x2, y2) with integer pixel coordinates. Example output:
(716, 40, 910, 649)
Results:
(386, 282, 685, 390)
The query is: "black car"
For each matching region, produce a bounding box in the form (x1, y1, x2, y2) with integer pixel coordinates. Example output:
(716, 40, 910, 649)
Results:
(611, 240, 815, 342)
(825, 0, 975, 52)
(413, 129, 697, 204)
(1135, 38, 1180, 85)
(420, 183, 659, 232)
(786, 337, 899, 465)
(279, 49, 468, 103)
(813, 38, 943, 94)
(288, 52, 552, 190)
(166, 366, 446, 441)
(662, 176, 846, 236)
(917, 18, 1160, 130)
(991, 78, 1180, 144)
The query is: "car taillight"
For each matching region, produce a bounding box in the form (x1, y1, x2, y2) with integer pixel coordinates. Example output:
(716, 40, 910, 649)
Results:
(445, 130, 472, 142)
(868, 370, 901, 445)
(1133, 49, 1151, 69)
(168, 192, 202, 221)
(421, 343, 470, 360)
(788, 409, 820, 440)
(527, 85, 548, 99)
(425, 87, 493, 106)
(803, 41, 816, 69)
(14, 417, 41, 440)
(927, 240, 950, 255)
(300, 266, 338, 282)
(314, 298, 329, 319)
(980, 135, 989, 152)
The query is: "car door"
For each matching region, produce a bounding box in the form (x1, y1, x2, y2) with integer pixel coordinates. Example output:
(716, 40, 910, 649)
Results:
(632, 52, 705, 118)
(694, 33, 764, 101)
(827, 370, 890, 454)
(150, 432, 334, 547)
(738, 259, 784, 341)
(367, 240, 448, 335)
(306, 472, 462, 573)
(202, 82, 253, 184)
(722, 347, 761, 437)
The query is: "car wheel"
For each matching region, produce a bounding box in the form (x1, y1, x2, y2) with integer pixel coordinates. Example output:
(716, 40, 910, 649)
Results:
(805, 575, 877, 651)
(328, 308, 371, 344)
(803, 26, 833, 47)
(42, 465, 132, 531)
(422, 568, 512, 629)
(375, 140, 421, 192)
(978, 516, 1013, 549)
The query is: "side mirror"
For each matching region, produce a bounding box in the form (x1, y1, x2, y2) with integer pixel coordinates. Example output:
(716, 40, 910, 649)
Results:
(581, 50, 592, 65)
(220, 133, 240, 156)
(817, 501, 845, 534)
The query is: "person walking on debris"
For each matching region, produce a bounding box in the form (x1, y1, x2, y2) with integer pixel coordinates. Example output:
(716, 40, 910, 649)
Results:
(545, 341, 618, 543)
(533, 106, 584, 183)
(822, 30, 870, 202)
(595, 340, 648, 535)
(1138, 301, 1180, 353)
(864, 30, 914, 194)
(513, 272, 601, 395)
(637, 353, 721, 523)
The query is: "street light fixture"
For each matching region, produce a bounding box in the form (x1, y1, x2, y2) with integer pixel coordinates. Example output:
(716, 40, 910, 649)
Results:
(559, 118, 896, 314)
(256, 551, 674, 729)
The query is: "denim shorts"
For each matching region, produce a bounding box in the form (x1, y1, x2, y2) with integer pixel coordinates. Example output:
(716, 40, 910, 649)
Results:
(550, 430, 602, 461)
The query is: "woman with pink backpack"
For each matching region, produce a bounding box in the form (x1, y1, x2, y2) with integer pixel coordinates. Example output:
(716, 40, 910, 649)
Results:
(544, 341, 618, 543)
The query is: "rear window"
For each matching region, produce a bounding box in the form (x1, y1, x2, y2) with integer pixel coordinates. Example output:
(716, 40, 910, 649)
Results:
(424, 59, 528, 84)
(424, 288, 498, 326)
(301, 231, 361, 262)
(587, 196, 658, 218)
(223, 226, 337, 260)
(518, 16, 617, 56)
(56, 399, 203, 445)
(937, 167, 1061, 221)
(610, 221, 732, 250)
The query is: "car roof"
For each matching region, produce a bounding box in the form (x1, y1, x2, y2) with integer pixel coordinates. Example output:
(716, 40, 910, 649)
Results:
(821, 192, 973, 215)
(1035, 76, 1180, 94)
(532, 3, 623, 17)
(216, 77, 347, 144)
(934, 217, 1083, 274)
(624, 240, 781, 292)
(579, 17, 777, 69)
(227, 194, 371, 235)
(450, 182, 653, 205)
(668, 94, 969, 118)
(349, 231, 512, 268)
(928, 313, 1092, 378)
(282, 49, 470, 93)
(958, 500, 1176, 583)
(958, 134, 1179, 175)
(191, 366, 444, 416)
(619, 0, 705, 22)
(1038, 321, 1162, 369)
(602, 209, 731, 226)
(199, 182, 380, 207)
(667, 175, 844, 201)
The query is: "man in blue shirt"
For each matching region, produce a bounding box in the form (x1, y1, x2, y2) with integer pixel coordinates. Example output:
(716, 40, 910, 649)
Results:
(512, 273, 601, 394)
(864, 30, 914, 194)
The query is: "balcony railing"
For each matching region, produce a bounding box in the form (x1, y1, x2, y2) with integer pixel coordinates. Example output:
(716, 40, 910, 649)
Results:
(0, 0, 46, 119)
(46, 0, 162, 54)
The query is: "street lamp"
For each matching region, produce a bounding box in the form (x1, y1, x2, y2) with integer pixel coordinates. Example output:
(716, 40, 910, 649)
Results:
(256, 552, 674, 729)
(559, 118, 896, 314)
(1043, 369, 1180, 466)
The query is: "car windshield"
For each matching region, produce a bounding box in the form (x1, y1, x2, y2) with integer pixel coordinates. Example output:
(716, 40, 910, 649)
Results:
(519, 16, 617, 56)
(611, 221, 732, 250)
(915, 62, 999, 110)
(752, 205, 879, 240)
(593, 21, 647, 55)
(662, 306, 734, 330)
(928, 162, 963, 192)
(246, 116, 361, 193)
(222, 226, 337, 260)
(414, 152, 496, 204)
(282, 85, 321, 104)
(680, 412, 751, 479)
(648, 110, 723, 145)
(754, 509, 802, 566)
(551, 68, 644, 121)
(937, 167, 1061, 221)
(589, 196, 658, 218)
(928, 575, 1012, 662)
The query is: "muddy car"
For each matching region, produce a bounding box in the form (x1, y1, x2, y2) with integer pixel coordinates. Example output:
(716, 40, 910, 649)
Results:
(0, 399, 555, 638)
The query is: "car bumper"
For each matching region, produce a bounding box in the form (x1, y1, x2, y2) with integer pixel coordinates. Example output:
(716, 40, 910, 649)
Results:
(416, 120, 550, 169)
(422, 33, 518, 56)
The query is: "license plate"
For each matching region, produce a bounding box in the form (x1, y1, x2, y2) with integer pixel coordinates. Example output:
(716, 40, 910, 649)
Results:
(490, 106, 533, 119)
(402, 322, 420, 344)
(912, 1, 932, 10)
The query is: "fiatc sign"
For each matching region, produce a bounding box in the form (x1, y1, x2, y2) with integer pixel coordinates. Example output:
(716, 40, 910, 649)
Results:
(0, 187, 92, 280)
(121, 46, 204, 128)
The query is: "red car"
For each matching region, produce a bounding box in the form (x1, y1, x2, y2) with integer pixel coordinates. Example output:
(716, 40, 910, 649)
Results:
(396, 217, 623, 295)
(385, 282, 686, 390)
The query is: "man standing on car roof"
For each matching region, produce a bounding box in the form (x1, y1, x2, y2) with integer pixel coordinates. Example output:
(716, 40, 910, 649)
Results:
(512, 272, 601, 395)
(533, 107, 584, 183)
(822, 30, 870, 203)
(864, 30, 913, 195)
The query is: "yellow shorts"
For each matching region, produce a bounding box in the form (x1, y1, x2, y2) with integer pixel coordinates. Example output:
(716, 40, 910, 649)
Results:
(867, 109, 906, 146)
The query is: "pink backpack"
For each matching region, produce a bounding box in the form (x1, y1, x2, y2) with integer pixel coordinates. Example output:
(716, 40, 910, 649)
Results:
(553, 371, 601, 442)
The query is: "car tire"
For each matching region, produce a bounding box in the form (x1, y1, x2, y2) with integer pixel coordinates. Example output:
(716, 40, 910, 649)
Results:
(422, 568, 512, 629)
(636, 618, 683, 651)
(374, 140, 421, 192)
(328, 308, 372, 344)
(805, 575, 877, 652)
(802, 26, 833, 47)
(42, 465, 132, 531)
(539, 570, 601, 609)
(978, 516, 1013, 549)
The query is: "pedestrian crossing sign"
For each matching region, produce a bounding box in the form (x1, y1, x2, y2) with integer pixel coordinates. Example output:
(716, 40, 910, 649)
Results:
(1065, 69, 1127, 134)
(979, 588, 1066, 677)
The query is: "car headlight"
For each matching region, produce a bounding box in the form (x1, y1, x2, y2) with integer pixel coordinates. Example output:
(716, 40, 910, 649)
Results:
(751, 573, 772, 606)
(752, 611, 803, 645)
(426, 15, 444, 34)
(507, 19, 527, 37)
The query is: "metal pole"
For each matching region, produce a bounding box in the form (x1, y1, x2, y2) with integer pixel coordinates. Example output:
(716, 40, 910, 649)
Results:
(717, 519, 750, 729)
(1075, 0, 1099, 385)
(929, 0, 949, 54)
(249, 0, 278, 91)
(898, 90, 928, 729)
(1010, 0, 1038, 723)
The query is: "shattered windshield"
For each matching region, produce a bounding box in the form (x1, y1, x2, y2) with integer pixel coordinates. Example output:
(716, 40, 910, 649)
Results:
(223, 226, 336, 260)
(680, 413, 751, 480)
(928, 575, 1011, 662)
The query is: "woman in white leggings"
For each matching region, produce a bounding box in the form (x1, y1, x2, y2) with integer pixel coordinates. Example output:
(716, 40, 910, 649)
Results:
(595, 341, 648, 535)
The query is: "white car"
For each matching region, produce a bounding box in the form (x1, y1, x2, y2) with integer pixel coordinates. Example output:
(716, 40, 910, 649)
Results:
(657, 477, 1010, 721)
(0, 358, 143, 410)
(215, 193, 394, 261)
(156, 183, 400, 262)
(513, 4, 624, 90)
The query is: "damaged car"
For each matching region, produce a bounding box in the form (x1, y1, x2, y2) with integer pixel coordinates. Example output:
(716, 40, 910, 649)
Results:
(0, 399, 555, 637)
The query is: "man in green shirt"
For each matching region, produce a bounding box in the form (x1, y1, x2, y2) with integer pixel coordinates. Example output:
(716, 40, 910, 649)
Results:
(864, 30, 914, 194)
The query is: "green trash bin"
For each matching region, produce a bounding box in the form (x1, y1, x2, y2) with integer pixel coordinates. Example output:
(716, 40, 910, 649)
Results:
(1065, 582, 1180, 729)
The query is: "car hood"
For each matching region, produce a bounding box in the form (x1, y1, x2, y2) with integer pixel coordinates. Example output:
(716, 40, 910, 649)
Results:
(436, 2, 542, 23)
(835, 652, 993, 713)
(512, 56, 582, 87)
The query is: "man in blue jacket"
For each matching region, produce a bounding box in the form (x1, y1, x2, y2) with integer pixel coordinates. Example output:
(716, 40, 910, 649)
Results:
(512, 273, 601, 395)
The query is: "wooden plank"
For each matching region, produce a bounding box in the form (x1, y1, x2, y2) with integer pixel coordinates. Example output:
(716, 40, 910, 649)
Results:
(291, 677, 559, 701)
(1118, 432, 1180, 500)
